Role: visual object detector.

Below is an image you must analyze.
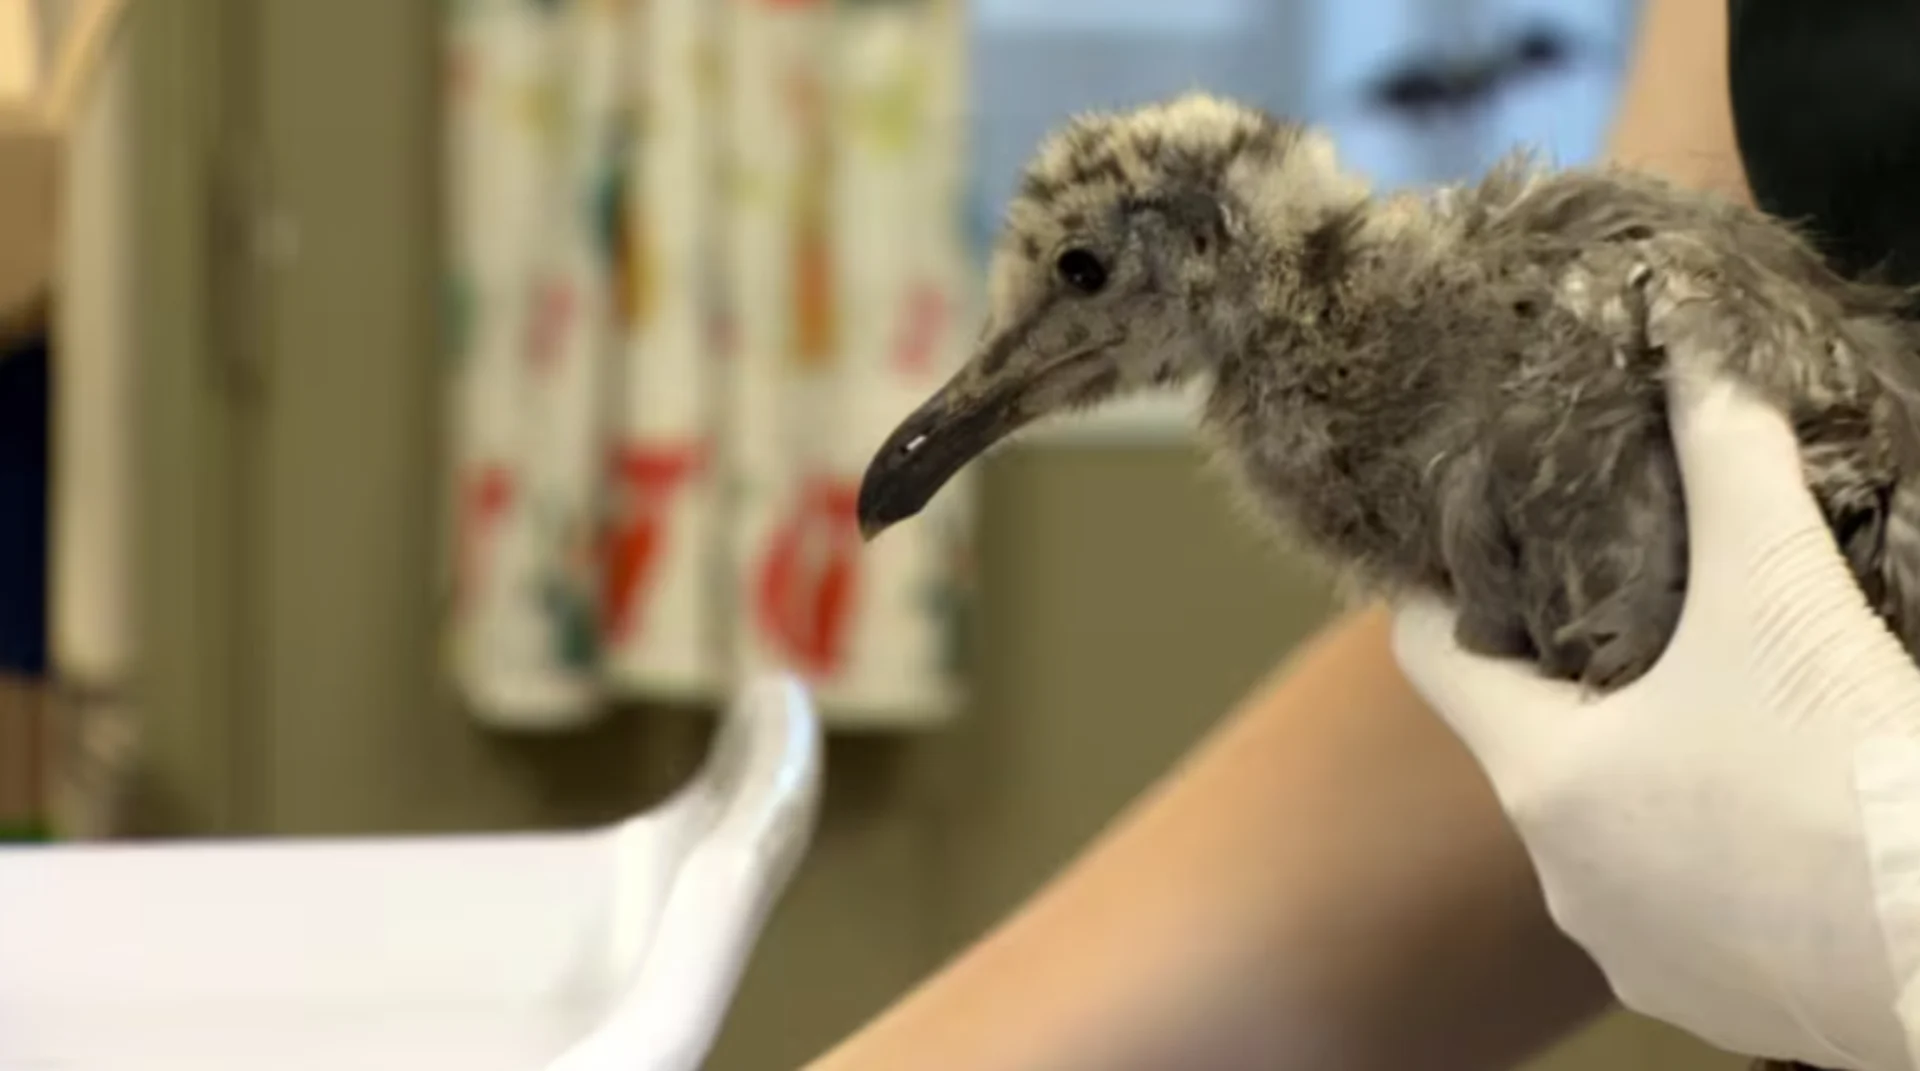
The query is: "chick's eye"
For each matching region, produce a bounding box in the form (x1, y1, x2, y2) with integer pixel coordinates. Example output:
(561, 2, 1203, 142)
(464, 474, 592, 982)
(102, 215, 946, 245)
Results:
(1055, 248, 1108, 294)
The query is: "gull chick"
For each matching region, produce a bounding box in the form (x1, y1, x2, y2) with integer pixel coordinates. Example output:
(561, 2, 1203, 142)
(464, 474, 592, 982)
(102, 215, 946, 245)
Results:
(856, 91, 1920, 693)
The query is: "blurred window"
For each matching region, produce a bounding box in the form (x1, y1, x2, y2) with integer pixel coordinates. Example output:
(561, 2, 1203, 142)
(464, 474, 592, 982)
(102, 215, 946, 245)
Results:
(966, 0, 1639, 251)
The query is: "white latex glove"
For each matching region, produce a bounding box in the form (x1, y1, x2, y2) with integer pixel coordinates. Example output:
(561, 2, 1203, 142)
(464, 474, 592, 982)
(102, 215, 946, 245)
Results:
(1390, 369, 1920, 1071)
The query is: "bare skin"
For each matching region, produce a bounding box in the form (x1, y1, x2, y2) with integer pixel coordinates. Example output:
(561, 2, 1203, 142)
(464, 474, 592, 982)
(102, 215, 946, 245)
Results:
(806, 610, 1606, 1071)
(806, 2, 1747, 1068)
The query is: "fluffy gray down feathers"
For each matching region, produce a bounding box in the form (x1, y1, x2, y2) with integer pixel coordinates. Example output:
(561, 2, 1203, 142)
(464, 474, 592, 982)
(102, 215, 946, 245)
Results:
(1001, 93, 1920, 692)
(1224, 155, 1920, 689)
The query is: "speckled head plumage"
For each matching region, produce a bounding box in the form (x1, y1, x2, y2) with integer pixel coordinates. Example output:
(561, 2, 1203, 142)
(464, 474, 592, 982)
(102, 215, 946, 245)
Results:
(856, 92, 1364, 539)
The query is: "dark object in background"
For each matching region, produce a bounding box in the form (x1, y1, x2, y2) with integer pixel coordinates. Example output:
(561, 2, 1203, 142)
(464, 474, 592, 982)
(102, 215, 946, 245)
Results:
(1731, 3, 1920, 1070)
(0, 305, 50, 842)
(0, 311, 49, 678)
(1730, 0, 1920, 294)
(1365, 21, 1579, 123)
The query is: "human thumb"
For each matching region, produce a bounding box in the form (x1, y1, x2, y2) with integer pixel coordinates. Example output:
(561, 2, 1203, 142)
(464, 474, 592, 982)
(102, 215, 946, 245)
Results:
(1662, 369, 1841, 576)
(1663, 368, 1920, 725)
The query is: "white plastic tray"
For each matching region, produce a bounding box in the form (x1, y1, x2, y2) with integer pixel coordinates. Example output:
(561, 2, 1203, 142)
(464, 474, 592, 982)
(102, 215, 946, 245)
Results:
(0, 673, 824, 1071)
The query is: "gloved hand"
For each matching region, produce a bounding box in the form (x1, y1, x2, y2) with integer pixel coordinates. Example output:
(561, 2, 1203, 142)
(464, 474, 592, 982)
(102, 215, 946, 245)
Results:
(1390, 368, 1920, 1070)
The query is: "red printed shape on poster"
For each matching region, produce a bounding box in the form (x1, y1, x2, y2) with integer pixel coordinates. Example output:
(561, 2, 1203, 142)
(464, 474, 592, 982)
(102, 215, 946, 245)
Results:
(524, 277, 575, 373)
(756, 476, 863, 676)
(602, 440, 707, 643)
(458, 464, 516, 617)
(889, 281, 949, 378)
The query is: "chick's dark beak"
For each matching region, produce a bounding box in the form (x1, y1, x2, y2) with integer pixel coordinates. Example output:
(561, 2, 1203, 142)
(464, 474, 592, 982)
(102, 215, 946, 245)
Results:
(857, 377, 1020, 542)
(859, 298, 1127, 541)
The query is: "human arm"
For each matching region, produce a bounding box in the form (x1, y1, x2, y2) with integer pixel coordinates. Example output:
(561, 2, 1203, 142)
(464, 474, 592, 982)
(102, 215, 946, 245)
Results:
(1602, 0, 1751, 202)
(806, 609, 1605, 1071)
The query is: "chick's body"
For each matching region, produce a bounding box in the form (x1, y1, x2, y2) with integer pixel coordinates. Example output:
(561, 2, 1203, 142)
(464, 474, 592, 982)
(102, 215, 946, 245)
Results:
(1207, 159, 1920, 689)
(857, 90, 1920, 696)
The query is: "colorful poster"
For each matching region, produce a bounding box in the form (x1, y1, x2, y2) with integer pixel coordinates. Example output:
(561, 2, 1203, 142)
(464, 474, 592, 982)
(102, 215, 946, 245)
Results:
(446, 0, 973, 729)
